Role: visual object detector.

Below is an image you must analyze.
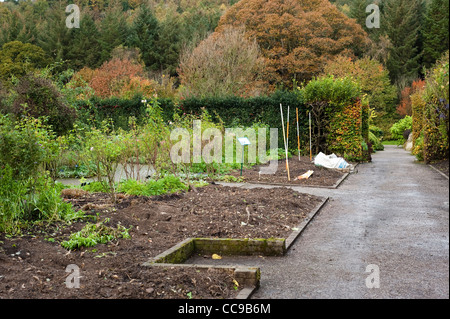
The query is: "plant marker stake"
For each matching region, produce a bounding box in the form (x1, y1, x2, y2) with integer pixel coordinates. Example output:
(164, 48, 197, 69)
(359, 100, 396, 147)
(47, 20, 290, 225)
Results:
(241, 144, 244, 176)
(309, 111, 312, 161)
(286, 105, 290, 181)
(296, 107, 300, 161)
(280, 104, 290, 181)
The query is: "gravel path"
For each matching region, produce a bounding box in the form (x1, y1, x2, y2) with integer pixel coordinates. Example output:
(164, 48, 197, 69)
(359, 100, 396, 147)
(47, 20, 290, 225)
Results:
(212, 145, 449, 298)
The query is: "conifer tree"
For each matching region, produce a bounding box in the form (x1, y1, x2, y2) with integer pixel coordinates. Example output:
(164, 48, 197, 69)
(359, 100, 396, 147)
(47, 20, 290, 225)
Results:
(98, 4, 128, 65)
(383, 0, 423, 85)
(422, 0, 449, 69)
(67, 12, 102, 70)
(127, 4, 160, 70)
(37, 4, 71, 63)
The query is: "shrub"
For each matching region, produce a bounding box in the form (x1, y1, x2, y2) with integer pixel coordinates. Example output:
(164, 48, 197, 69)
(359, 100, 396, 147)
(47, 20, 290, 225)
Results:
(11, 73, 76, 135)
(390, 116, 413, 144)
(116, 175, 188, 197)
(81, 122, 127, 203)
(178, 26, 267, 98)
(422, 51, 449, 162)
(61, 218, 131, 250)
(0, 165, 76, 235)
(302, 76, 368, 161)
(369, 131, 384, 151)
(0, 114, 62, 179)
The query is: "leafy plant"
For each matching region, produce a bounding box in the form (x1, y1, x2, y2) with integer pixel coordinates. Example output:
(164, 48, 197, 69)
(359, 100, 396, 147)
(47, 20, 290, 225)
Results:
(0, 165, 76, 235)
(11, 73, 76, 136)
(390, 116, 413, 144)
(61, 218, 131, 250)
(81, 121, 126, 203)
(116, 175, 188, 197)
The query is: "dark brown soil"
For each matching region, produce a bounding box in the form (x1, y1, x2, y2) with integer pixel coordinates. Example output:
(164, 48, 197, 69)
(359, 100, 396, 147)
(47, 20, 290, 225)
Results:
(0, 184, 323, 299)
(231, 156, 347, 187)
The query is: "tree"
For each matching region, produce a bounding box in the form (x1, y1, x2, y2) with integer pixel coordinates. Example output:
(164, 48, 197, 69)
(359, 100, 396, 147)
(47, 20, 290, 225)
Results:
(422, 0, 449, 69)
(323, 55, 397, 115)
(0, 40, 49, 83)
(383, 0, 424, 86)
(67, 11, 103, 70)
(37, 3, 72, 63)
(127, 4, 160, 70)
(98, 3, 128, 65)
(216, 0, 370, 89)
(12, 73, 76, 136)
(156, 13, 183, 76)
(396, 79, 426, 117)
(0, 5, 38, 47)
(71, 57, 155, 99)
(178, 26, 267, 98)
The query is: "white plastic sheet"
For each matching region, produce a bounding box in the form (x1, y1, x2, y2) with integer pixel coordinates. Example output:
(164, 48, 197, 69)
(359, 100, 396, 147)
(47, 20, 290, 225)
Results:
(314, 152, 349, 169)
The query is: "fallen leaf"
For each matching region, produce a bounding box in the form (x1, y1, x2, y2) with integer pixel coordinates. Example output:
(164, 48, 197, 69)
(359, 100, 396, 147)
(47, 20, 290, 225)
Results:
(212, 254, 222, 260)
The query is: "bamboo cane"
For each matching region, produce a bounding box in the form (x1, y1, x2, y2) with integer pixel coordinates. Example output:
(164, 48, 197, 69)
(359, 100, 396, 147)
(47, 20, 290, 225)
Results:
(286, 105, 290, 181)
(296, 107, 300, 161)
(280, 104, 290, 181)
(309, 111, 312, 161)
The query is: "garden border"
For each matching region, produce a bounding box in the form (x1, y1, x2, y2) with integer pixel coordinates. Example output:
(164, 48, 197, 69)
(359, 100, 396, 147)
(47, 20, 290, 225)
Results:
(141, 196, 329, 299)
(235, 164, 358, 189)
(428, 164, 449, 180)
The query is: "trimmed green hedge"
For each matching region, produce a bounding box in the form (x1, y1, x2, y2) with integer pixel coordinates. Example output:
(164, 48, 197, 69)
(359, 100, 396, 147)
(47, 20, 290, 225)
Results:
(72, 81, 370, 161)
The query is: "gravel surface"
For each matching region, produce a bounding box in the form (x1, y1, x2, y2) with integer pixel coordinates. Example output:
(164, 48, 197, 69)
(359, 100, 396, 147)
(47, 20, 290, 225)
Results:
(209, 146, 449, 299)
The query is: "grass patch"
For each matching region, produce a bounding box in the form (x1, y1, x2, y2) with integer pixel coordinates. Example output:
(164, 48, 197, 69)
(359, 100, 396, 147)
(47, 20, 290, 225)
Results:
(382, 140, 401, 145)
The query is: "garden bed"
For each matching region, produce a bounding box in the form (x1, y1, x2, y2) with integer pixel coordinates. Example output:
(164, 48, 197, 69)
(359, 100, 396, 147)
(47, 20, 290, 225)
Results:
(230, 157, 349, 188)
(0, 184, 323, 299)
(430, 159, 449, 178)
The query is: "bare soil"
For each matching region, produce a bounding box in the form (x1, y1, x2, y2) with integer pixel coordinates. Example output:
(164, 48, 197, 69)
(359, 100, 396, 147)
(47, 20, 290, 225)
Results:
(430, 159, 449, 177)
(0, 184, 323, 299)
(231, 156, 347, 187)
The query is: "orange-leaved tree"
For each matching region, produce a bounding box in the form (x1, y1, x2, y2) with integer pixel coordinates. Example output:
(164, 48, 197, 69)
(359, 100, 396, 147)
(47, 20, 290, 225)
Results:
(396, 79, 426, 117)
(216, 0, 369, 90)
(70, 57, 156, 99)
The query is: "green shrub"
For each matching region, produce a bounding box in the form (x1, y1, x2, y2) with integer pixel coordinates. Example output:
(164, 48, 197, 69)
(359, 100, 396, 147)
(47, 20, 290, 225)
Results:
(11, 73, 76, 135)
(0, 165, 76, 235)
(0, 114, 63, 180)
(61, 218, 131, 250)
(116, 175, 188, 197)
(81, 181, 110, 193)
(369, 131, 384, 151)
(390, 116, 413, 144)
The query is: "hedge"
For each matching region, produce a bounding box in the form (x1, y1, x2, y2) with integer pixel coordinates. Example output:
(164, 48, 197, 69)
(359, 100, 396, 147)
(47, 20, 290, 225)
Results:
(72, 78, 370, 161)
(411, 51, 449, 163)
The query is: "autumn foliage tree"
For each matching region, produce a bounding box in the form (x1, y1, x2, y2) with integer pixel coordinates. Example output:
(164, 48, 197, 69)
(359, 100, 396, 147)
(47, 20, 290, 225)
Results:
(216, 0, 369, 89)
(178, 26, 267, 98)
(322, 55, 397, 115)
(70, 57, 156, 99)
(396, 79, 426, 117)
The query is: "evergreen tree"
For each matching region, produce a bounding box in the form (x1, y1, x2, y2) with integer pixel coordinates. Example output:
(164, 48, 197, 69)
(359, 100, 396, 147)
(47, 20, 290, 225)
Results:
(349, 0, 384, 40)
(67, 12, 102, 70)
(383, 0, 424, 85)
(127, 4, 160, 70)
(422, 0, 449, 69)
(98, 4, 128, 65)
(37, 4, 72, 63)
(156, 13, 183, 75)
